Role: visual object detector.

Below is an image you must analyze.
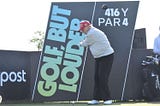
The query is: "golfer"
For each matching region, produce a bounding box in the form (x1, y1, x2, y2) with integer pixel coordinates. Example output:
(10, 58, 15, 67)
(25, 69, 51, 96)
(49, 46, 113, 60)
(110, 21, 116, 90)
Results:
(79, 20, 114, 105)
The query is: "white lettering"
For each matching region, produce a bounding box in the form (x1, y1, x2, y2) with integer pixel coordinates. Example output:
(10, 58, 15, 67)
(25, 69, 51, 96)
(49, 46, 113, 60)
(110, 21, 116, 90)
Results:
(98, 18, 129, 27)
(0, 70, 27, 86)
(121, 8, 128, 17)
(98, 18, 105, 26)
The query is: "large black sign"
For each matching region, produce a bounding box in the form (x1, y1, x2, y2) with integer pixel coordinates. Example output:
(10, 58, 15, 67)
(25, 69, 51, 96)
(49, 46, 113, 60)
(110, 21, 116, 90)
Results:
(92, 1, 139, 100)
(32, 2, 94, 102)
(32, 1, 139, 102)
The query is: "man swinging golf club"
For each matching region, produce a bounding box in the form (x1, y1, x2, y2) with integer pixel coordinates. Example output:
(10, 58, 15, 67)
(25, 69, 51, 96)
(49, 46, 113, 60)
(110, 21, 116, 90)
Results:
(79, 20, 114, 105)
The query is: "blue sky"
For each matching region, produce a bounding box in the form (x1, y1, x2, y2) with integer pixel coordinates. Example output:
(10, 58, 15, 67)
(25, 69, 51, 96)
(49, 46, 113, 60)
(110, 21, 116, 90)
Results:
(0, 0, 159, 51)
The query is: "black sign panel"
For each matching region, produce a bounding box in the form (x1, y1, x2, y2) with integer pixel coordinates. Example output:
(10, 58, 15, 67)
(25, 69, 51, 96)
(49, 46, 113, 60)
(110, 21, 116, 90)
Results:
(0, 51, 30, 102)
(32, 1, 139, 102)
(32, 2, 95, 101)
(92, 1, 139, 100)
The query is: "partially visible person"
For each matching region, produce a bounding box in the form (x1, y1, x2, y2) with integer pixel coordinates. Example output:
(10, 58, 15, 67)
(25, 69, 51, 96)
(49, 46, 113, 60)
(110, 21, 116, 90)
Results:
(79, 20, 114, 105)
(153, 26, 160, 55)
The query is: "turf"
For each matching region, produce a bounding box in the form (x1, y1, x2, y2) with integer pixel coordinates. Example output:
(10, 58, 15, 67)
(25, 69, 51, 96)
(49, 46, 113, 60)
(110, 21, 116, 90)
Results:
(0, 101, 160, 106)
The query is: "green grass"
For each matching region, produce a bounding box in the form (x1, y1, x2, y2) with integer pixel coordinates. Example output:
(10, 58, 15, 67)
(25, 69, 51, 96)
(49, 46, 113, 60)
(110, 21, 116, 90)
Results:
(0, 101, 160, 106)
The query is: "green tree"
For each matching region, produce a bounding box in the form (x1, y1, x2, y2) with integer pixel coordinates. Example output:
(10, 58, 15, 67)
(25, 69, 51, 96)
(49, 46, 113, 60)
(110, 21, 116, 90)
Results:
(30, 31, 45, 51)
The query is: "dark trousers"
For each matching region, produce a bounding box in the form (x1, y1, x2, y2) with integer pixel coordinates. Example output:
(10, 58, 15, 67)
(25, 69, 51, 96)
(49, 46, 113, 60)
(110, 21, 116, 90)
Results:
(93, 53, 114, 101)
